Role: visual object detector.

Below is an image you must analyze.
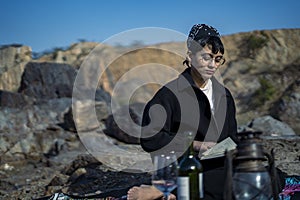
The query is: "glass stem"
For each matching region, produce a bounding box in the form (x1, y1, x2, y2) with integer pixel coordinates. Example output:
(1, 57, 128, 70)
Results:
(163, 193, 169, 200)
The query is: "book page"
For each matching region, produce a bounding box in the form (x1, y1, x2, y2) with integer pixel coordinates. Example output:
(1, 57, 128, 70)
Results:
(200, 137, 237, 160)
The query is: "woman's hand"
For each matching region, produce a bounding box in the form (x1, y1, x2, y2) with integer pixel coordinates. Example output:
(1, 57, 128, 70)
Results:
(193, 141, 216, 152)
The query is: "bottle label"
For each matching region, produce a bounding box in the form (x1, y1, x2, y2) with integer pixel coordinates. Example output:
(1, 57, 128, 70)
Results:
(177, 177, 190, 200)
(199, 173, 204, 198)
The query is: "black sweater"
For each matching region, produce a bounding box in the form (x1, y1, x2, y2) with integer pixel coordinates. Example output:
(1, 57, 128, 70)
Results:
(140, 67, 237, 170)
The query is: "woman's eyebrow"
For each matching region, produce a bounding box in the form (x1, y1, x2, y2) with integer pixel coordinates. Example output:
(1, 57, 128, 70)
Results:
(201, 53, 223, 57)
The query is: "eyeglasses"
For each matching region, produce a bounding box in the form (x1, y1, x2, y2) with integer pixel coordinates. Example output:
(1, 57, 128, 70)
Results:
(200, 53, 226, 66)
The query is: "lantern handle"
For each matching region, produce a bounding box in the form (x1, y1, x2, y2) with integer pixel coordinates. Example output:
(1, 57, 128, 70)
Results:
(264, 149, 279, 200)
(224, 149, 237, 200)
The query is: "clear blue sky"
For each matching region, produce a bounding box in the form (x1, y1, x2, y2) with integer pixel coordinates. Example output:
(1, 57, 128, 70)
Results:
(1, 0, 300, 53)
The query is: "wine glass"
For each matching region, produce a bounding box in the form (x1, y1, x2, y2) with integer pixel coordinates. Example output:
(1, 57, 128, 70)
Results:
(151, 153, 178, 199)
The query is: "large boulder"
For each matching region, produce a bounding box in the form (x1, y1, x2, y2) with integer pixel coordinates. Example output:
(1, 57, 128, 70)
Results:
(0, 45, 32, 91)
(247, 115, 296, 136)
(18, 62, 77, 99)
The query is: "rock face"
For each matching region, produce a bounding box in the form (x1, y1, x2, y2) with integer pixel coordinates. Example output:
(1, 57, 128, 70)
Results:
(261, 137, 300, 176)
(247, 115, 296, 136)
(18, 62, 77, 99)
(0, 90, 35, 108)
(38, 42, 98, 69)
(0, 99, 72, 162)
(219, 29, 300, 127)
(68, 100, 110, 132)
(104, 102, 145, 144)
(271, 80, 300, 134)
(0, 45, 32, 91)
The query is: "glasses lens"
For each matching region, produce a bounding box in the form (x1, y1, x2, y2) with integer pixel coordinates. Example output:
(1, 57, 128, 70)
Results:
(215, 58, 225, 66)
(200, 54, 225, 66)
(220, 58, 225, 65)
(201, 54, 212, 61)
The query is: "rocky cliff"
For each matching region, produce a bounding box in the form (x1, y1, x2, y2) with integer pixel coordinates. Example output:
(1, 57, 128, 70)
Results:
(2, 28, 299, 132)
(220, 29, 300, 130)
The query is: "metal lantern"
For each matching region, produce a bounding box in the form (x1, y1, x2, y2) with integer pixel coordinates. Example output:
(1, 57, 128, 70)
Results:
(225, 131, 280, 200)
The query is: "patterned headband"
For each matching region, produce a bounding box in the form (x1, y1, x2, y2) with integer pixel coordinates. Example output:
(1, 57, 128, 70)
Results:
(188, 24, 220, 40)
(187, 24, 220, 49)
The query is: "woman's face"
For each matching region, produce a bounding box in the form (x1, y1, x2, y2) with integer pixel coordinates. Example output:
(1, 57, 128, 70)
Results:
(190, 45, 224, 81)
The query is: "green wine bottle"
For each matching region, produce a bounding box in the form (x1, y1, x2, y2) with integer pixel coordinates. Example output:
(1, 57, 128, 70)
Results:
(177, 131, 204, 200)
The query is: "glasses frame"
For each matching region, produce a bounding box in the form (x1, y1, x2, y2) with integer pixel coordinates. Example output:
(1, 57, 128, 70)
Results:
(199, 53, 226, 66)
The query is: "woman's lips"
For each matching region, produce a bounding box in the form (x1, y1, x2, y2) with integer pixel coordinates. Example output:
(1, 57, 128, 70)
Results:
(206, 70, 215, 75)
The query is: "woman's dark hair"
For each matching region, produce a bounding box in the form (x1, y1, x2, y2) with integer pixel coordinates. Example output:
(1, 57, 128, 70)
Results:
(183, 36, 225, 66)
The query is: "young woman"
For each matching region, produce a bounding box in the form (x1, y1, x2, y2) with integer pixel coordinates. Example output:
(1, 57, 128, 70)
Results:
(128, 24, 237, 200)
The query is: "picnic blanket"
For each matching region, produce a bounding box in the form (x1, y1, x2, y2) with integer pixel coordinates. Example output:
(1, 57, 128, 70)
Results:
(39, 176, 300, 200)
(279, 176, 300, 200)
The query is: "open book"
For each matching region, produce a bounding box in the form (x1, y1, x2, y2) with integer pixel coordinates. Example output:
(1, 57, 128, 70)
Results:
(200, 137, 237, 160)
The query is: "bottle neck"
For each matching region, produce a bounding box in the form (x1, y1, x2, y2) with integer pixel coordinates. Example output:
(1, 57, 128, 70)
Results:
(178, 132, 197, 163)
(188, 142, 195, 156)
(184, 132, 195, 157)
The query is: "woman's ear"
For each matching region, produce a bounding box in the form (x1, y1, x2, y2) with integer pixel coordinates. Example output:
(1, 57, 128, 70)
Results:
(187, 50, 193, 60)
(183, 50, 193, 67)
